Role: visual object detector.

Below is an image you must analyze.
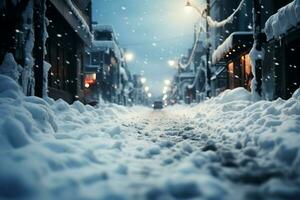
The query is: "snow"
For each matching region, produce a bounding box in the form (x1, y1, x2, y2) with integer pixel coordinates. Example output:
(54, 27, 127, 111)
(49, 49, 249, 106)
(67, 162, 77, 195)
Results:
(1, 74, 300, 199)
(43, 61, 51, 97)
(0, 53, 22, 81)
(264, 0, 300, 41)
(120, 66, 128, 81)
(93, 24, 114, 33)
(207, 0, 245, 28)
(20, 0, 35, 96)
(249, 43, 265, 100)
(65, 0, 93, 40)
(212, 32, 252, 64)
(92, 41, 122, 59)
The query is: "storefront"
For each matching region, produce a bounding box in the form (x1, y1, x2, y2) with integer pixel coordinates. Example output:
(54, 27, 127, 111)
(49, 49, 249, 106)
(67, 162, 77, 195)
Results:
(46, 0, 92, 103)
(264, 0, 300, 100)
(212, 32, 254, 92)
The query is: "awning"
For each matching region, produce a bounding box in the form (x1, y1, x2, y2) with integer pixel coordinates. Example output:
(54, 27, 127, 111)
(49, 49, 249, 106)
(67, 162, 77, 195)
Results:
(265, 0, 300, 41)
(212, 32, 253, 64)
(49, 0, 92, 46)
(92, 40, 122, 59)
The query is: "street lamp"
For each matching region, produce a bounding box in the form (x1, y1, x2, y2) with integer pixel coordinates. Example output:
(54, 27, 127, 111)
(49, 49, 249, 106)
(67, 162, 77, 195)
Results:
(124, 52, 134, 62)
(147, 93, 152, 98)
(144, 86, 150, 92)
(168, 60, 176, 67)
(164, 79, 171, 86)
(140, 77, 147, 84)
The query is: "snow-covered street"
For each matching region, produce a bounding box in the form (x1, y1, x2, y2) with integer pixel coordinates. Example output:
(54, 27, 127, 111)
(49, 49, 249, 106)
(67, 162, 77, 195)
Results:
(1, 75, 300, 200)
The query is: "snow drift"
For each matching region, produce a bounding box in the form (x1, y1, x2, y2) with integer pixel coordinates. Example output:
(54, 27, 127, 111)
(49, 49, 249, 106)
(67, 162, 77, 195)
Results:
(0, 74, 300, 200)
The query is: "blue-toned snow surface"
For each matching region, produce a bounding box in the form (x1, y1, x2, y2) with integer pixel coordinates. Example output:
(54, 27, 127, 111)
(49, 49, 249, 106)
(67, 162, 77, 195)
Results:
(1, 74, 300, 200)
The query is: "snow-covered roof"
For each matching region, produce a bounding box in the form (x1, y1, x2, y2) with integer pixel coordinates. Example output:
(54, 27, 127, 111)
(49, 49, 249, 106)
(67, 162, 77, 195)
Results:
(93, 25, 114, 33)
(49, 0, 93, 46)
(120, 67, 128, 81)
(92, 40, 122, 59)
(65, 0, 93, 42)
(178, 72, 195, 79)
(264, 0, 300, 41)
(93, 40, 116, 49)
(212, 32, 253, 64)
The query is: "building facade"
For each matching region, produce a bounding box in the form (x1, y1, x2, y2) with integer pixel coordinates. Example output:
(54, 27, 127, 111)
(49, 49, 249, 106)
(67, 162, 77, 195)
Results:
(0, 0, 93, 103)
(209, 0, 298, 100)
(46, 0, 92, 103)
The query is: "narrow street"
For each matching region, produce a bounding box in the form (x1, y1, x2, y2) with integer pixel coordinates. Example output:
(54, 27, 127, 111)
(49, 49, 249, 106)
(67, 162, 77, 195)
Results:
(1, 80, 299, 200)
(1, 1, 300, 200)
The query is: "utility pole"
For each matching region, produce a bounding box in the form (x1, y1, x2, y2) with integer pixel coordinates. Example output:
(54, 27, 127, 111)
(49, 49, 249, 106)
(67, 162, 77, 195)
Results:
(33, 0, 45, 98)
(206, 0, 211, 98)
(253, 0, 263, 97)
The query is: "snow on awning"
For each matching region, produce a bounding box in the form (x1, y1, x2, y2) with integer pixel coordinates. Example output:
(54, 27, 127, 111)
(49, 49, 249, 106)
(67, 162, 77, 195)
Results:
(120, 67, 128, 81)
(93, 25, 114, 33)
(265, 0, 300, 41)
(92, 40, 122, 59)
(212, 32, 253, 64)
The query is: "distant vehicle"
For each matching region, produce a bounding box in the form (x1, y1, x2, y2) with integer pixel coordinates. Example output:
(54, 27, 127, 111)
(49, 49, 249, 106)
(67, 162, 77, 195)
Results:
(153, 101, 163, 110)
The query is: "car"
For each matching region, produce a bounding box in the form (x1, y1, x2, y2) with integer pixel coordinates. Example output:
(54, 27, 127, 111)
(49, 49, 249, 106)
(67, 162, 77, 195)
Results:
(153, 101, 163, 110)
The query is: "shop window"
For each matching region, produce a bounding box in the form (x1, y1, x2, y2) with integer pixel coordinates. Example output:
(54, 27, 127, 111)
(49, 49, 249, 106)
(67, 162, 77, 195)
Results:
(84, 73, 96, 88)
(241, 54, 253, 91)
(228, 62, 234, 74)
(228, 62, 235, 89)
(244, 54, 252, 75)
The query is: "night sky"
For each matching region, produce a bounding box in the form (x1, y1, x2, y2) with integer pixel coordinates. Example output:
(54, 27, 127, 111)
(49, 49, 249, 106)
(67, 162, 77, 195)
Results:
(92, 0, 204, 96)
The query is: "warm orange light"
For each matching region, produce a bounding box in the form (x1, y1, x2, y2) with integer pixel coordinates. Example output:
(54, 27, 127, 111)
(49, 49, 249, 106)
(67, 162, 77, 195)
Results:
(244, 54, 252, 75)
(228, 62, 234, 74)
(84, 73, 96, 86)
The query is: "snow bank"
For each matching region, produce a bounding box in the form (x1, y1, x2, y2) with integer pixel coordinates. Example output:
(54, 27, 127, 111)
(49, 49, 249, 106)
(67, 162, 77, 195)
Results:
(0, 75, 57, 151)
(191, 87, 300, 169)
(1, 73, 300, 199)
(0, 53, 22, 81)
(0, 74, 137, 199)
(264, 0, 300, 41)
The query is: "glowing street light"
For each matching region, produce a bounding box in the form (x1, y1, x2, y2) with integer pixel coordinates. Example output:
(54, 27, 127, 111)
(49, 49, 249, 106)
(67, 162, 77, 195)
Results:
(144, 86, 150, 92)
(140, 77, 147, 84)
(84, 83, 90, 88)
(184, 1, 194, 13)
(147, 93, 152, 98)
(185, 0, 206, 16)
(168, 60, 176, 67)
(163, 94, 168, 100)
(124, 52, 134, 62)
(164, 79, 171, 86)
(163, 86, 169, 94)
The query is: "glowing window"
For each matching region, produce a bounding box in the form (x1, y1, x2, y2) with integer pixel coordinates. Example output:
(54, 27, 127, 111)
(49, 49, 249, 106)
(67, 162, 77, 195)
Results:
(84, 73, 96, 85)
(228, 62, 234, 74)
(244, 54, 252, 75)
